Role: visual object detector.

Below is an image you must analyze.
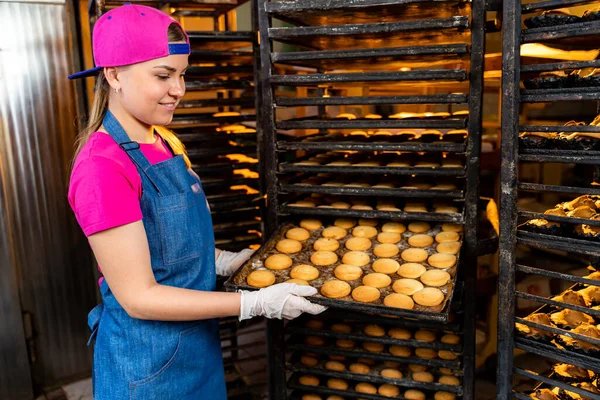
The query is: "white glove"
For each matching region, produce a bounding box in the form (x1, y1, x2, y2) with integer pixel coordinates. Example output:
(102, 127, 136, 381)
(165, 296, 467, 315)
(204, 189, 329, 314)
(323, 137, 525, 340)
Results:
(215, 248, 255, 276)
(239, 283, 328, 321)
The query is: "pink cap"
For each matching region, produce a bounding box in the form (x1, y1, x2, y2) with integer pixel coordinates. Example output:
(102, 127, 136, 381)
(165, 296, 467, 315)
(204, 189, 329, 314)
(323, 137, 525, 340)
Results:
(68, 4, 190, 79)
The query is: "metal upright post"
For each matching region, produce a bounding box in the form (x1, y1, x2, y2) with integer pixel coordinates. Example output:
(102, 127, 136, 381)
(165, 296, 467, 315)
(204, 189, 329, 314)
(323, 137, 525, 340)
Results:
(497, 0, 521, 398)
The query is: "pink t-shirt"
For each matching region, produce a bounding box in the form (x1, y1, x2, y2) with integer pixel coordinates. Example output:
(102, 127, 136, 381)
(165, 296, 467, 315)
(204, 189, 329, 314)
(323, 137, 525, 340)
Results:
(68, 131, 173, 237)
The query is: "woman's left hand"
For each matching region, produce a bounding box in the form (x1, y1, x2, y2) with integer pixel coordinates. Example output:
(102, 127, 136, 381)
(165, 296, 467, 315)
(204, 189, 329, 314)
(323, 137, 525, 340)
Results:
(215, 248, 255, 276)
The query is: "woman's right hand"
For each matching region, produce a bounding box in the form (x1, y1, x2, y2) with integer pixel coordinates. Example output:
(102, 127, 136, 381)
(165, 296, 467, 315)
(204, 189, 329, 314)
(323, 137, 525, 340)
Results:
(239, 283, 328, 321)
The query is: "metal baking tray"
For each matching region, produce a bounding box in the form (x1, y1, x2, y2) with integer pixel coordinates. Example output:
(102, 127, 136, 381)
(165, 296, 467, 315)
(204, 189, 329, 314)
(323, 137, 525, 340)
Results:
(225, 220, 462, 322)
(286, 352, 462, 395)
(514, 368, 600, 400)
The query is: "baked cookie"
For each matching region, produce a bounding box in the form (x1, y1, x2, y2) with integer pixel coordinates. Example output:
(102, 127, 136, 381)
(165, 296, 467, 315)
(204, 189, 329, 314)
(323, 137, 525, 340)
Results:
(355, 383, 377, 394)
(352, 226, 378, 238)
(286, 278, 309, 285)
(441, 333, 460, 345)
(408, 222, 431, 233)
(420, 270, 451, 287)
(305, 336, 325, 346)
(364, 324, 386, 337)
(342, 251, 370, 267)
(401, 248, 429, 263)
(276, 239, 303, 254)
(414, 330, 436, 342)
(388, 328, 411, 339)
(378, 384, 400, 397)
(334, 218, 357, 229)
(373, 243, 400, 257)
(300, 219, 322, 231)
(331, 202, 351, 209)
(397, 263, 427, 278)
(415, 348, 438, 359)
(392, 279, 424, 295)
(321, 280, 351, 298)
(363, 342, 385, 353)
(345, 237, 372, 251)
(247, 270, 276, 288)
(322, 226, 348, 240)
(290, 264, 320, 281)
(265, 254, 293, 270)
(380, 369, 403, 379)
(313, 238, 340, 251)
(384, 293, 415, 309)
(359, 219, 379, 227)
(363, 273, 392, 288)
(434, 392, 456, 400)
(438, 350, 459, 360)
(389, 345, 411, 357)
(352, 285, 381, 303)
(436, 241, 461, 255)
(286, 227, 310, 241)
(299, 375, 319, 386)
(435, 231, 460, 243)
(300, 355, 319, 367)
(372, 258, 400, 274)
(331, 323, 352, 333)
(441, 223, 463, 232)
(428, 253, 456, 269)
(334, 264, 363, 281)
(351, 205, 374, 211)
(327, 378, 348, 390)
(413, 288, 445, 307)
(408, 234, 434, 248)
(439, 376, 460, 386)
(377, 232, 401, 244)
(349, 363, 370, 374)
(405, 390, 426, 400)
(409, 364, 427, 373)
(381, 222, 406, 234)
(311, 251, 339, 266)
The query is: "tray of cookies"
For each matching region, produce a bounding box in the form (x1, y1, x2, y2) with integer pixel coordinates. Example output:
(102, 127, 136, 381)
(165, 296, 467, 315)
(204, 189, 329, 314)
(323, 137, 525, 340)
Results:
(519, 115, 600, 152)
(287, 351, 461, 396)
(288, 372, 459, 400)
(225, 217, 463, 322)
(520, 366, 600, 400)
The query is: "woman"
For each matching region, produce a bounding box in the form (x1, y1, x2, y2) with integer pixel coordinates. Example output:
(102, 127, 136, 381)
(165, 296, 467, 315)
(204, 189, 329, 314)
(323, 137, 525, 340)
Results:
(67, 4, 326, 399)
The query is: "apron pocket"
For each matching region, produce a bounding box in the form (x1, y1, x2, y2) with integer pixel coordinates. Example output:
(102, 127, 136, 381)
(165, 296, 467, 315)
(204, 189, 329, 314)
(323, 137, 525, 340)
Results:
(156, 192, 203, 265)
(129, 322, 212, 400)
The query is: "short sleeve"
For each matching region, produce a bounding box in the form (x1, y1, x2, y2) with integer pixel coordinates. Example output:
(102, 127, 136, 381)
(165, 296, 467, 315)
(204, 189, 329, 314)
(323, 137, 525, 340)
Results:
(68, 156, 143, 237)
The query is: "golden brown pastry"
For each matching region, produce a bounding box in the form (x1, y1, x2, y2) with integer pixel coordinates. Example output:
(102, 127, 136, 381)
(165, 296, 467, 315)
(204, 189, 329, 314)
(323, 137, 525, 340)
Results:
(441, 223, 463, 233)
(359, 218, 379, 227)
(409, 364, 427, 373)
(335, 339, 355, 349)
(378, 384, 400, 397)
(311, 237, 340, 253)
(334, 264, 363, 281)
(384, 361, 400, 368)
(408, 234, 435, 247)
(331, 323, 352, 333)
(515, 313, 555, 340)
(342, 251, 370, 267)
(305, 336, 326, 346)
(352, 285, 381, 303)
(380, 369, 402, 379)
(364, 324, 386, 337)
(401, 248, 429, 263)
(321, 280, 351, 298)
(414, 330, 436, 342)
(363, 342, 385, 353)
(384, 293, 415, 309)
(351, 204, 374, 211)
(413, 371, 434, 382)
(311, 251, 339, 266)
(428, 253, 456, 269)
(439, 376, 460, 386)
(301, 394, 322, 400)
(392, 279, 424, 295)
(299, 375, 320, 386)
(436, 241, 462, 255)
(438, 350, 459, 360)
(389, 345, 411, 357)
(397, 263, 427, 278)
(334, 218, 357, 229)
(329, 354, 346, 362)
(441, 333, 461, 345)
(435, 231, 460, 243)
(247, 270, 276, 288)
(552, 290, 587, 307)
(286, 278, 309, 285)
(434, 392, 456, 400)
(331, 202, 351, 209)
(276, 239, 302, 254)
(578, 285, 600, 305)
(345, 237, 372, 251)
(374, 243, 400, 257)
(327, 378, 348, 390)
(322, 226, 348, 240)
(420, 270, 451, 287)
(286, 227, 311, 241)
(363, 273, 392, 288)
(381, 222, 406, 234)
(405, 390, 426, 400)
(413, 288, 445, 307)
(306, 319, 324, 329)
(408, 222, 431, 233)
(388, 327, 411, 339)
(559, 323, 600, 352)
(355, 382, 377, 394)
(377, 232, 401, 244)
(415, 348, 438, 359)
(550, 309, 595, 328)
(265, 254, 293, 270)
(352, 226, 378, 239)
(349, 363, 370, 374)
(372, 258, 400, 274)
(552, 363, 593, 382)
(290, 264, 320, 281)
(300, 355, 319, 367)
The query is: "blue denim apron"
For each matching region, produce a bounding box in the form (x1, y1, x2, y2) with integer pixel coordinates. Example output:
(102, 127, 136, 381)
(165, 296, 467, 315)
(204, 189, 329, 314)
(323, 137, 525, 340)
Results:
(87, 111, 227, 400)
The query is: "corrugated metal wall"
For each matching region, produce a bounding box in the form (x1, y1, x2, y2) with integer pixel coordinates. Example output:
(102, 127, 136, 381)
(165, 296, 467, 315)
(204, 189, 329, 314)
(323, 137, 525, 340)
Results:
(0, 0, 97, 392)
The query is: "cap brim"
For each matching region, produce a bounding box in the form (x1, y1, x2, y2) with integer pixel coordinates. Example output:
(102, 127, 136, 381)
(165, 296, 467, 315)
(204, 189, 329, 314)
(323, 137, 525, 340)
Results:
(68, 66, 103, 80)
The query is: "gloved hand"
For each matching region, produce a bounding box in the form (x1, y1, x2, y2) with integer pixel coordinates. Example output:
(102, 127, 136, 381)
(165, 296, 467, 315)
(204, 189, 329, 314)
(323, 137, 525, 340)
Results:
(215, 248, 255, 276)
(239, 283, 328, 321)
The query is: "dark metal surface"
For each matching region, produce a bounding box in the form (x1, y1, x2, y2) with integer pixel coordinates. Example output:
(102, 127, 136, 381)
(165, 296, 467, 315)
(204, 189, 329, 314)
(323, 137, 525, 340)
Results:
(519, 149, 600, 164)
(521, 0, 600, 13)
(268, 17, 470, 50)
(521, 59, 600, 73)
(521, 20, 600, 50)
(280, 163, 466, 177)
(518, 210, 600, 227)
(266, 0, 469, 26)
(270, 69, 468, 85)
(515, 338, 600, 373)
(514, 368, 600, 400)
(276, 94, 468, 107)
(186, 79, 253, 91)
(272, 44, 469, 70)
(519, 125, 600, 132)
(280, 183, 464, 199)
(521, 86, 600, 103)
(517, 230, 600, 257)
(276, 117, 467, 130)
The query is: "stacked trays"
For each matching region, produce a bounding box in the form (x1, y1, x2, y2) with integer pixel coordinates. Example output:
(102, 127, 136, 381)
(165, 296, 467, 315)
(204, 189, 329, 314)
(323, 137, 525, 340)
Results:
(498, 0, 600, 399)
(167, 5, 263, 252)
(286, 315, 462, 400)
(225, 0, 486, 399)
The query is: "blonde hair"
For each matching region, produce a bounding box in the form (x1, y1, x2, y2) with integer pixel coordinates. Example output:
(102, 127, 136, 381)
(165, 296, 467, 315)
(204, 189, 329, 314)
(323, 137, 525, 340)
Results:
(73, 23, 191, 168)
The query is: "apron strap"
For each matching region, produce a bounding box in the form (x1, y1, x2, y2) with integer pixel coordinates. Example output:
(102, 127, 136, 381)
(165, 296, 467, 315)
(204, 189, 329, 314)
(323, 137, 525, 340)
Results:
(102, 111, 171, 195)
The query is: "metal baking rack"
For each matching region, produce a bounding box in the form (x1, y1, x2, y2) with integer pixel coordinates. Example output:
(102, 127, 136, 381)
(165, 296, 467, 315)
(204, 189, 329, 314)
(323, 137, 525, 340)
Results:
(252, 0, 486, 398)
(497, 0, 600, 398)
(514, 369, 600, 400)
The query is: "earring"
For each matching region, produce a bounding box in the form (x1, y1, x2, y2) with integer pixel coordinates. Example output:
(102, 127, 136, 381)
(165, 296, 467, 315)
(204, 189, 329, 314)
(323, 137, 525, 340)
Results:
(114, 88, 120, 94)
